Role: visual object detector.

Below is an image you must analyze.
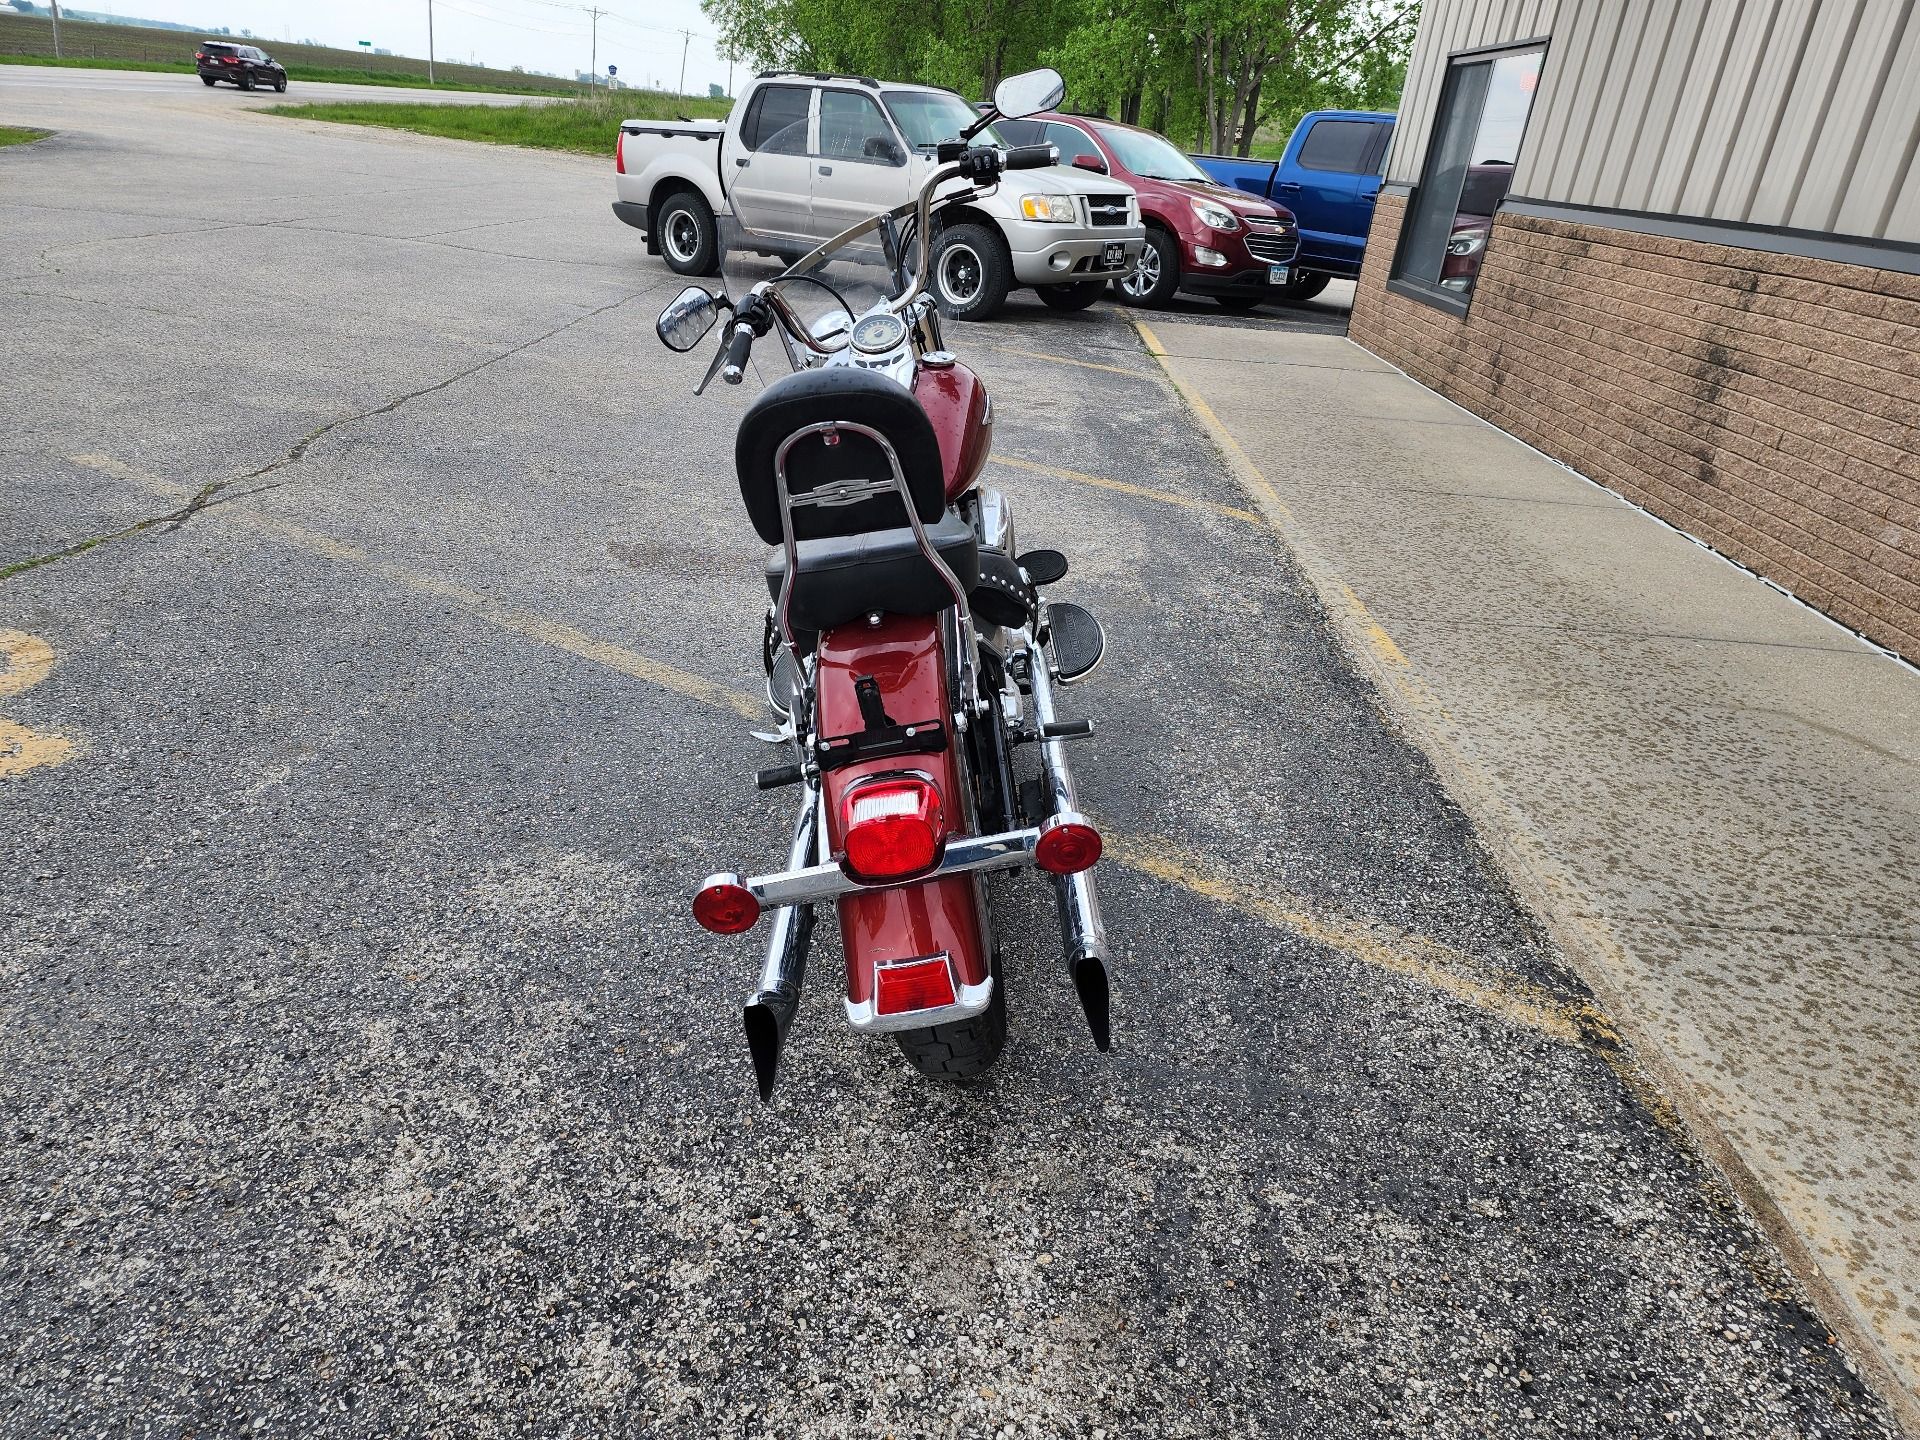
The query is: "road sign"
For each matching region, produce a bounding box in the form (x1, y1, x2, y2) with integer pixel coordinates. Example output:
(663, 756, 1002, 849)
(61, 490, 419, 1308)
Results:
(607, 64, 617, 76)
(358, 40, 371, 47)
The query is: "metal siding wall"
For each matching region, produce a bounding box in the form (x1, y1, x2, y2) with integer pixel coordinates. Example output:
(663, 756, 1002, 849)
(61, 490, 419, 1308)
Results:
(1390, 0, 1920, 242)
(1383, 0, 1563, 185)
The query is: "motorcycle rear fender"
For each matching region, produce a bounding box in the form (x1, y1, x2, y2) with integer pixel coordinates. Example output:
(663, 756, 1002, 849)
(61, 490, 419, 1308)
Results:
(814, 613, 992, 1029)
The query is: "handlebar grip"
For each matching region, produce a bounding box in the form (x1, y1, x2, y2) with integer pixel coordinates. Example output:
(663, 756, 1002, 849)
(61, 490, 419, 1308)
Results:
(721, 321, 754, 385)
(1004, 143, 1058, 171)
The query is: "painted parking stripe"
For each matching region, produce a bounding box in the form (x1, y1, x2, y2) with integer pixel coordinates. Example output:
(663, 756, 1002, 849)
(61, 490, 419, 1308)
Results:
(0, 631, 77, 777)
(66, 452, 1607, 1048)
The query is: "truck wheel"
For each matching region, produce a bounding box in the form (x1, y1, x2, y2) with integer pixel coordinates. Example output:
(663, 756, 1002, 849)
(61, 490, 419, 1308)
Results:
(894, 963, 1006, 1080)
(1110, 227, 1178, 307)
(1037, 281, 1104, 312)
(657, 189, 721, 277)
(930, 223, 1012, 322)
(1272, 272, 1330, 303)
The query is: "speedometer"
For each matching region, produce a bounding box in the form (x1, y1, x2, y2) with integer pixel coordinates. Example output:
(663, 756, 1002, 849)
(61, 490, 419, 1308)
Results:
(850, 313, 908, 355)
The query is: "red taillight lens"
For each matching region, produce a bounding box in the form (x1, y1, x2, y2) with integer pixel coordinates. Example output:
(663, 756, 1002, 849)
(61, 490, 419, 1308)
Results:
(222, 56, 239, 64)
(841, 776, 944, 880)
(874, 955, 958, 1016)
(1036, 815, 1102, 875)
(615, 130, 626, 173)
(692, 875, 760, 934)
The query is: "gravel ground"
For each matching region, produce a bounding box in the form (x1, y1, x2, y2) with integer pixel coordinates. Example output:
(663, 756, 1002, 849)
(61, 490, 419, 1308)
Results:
(0, 76, 1904, 1439)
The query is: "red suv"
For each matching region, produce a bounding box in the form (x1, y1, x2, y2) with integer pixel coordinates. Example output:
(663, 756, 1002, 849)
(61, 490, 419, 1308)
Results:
(1001, 113, 1299, 312)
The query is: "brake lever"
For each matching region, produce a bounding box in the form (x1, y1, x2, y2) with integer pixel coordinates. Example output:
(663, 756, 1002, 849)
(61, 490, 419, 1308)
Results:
(695, 334, 731, 396)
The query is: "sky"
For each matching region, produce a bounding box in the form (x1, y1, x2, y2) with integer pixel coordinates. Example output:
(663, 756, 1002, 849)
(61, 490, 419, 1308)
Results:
(83, 0, 736, 93)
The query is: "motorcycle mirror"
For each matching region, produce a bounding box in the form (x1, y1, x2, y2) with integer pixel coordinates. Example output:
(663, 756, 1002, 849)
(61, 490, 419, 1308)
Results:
(992, 68, 1065, 120)
(657, 285, 726, 353)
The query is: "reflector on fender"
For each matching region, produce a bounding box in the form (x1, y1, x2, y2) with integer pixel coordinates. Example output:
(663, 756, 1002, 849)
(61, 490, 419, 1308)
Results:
(693, 873, 760, 934)
(841, 775, 944, 880)
(1036, 813, 1102, 875)
(874, 954, 958, 1016)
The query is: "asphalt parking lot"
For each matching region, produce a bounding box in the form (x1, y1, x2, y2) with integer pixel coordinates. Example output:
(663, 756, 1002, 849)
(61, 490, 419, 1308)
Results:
(0, 73, 1903, 1439)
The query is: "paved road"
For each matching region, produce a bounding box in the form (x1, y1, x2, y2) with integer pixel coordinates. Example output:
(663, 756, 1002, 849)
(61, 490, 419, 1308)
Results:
(0, 76, 1902, 1439)
(0, 62, 551, 105)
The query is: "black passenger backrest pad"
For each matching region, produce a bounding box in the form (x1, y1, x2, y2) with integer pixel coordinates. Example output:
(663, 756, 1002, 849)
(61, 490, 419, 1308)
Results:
(734, 367, 947, 545)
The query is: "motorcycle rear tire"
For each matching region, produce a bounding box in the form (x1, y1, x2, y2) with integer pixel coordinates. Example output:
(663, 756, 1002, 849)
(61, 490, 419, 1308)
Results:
(895, 960, 1005, 1080)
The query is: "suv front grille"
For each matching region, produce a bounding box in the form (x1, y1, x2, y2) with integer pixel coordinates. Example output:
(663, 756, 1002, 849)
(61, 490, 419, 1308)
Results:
(1085, 194, 1131, 227)
(1246, 233, 1299, 264)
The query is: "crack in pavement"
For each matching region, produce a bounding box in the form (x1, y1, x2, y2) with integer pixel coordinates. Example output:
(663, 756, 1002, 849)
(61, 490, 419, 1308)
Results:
(0, 292, 642, 583)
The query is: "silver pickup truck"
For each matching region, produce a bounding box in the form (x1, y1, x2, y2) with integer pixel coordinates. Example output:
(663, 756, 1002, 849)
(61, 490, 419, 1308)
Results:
(614, 73, 1144, 322)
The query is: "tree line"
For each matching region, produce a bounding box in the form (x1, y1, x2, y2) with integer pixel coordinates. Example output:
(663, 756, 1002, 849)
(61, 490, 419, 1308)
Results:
(701, 0, 1416, 155)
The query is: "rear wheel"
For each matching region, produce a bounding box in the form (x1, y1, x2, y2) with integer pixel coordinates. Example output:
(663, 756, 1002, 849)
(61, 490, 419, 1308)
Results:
(929, 222, 1012, 323)
(238, 73, 255, 91)
(894, 958, 1006, 1080)
(1037, 281, 1104, 312)
(656, 189, 721, 277)
(201, 75, 217, 86)
(1110, 227, 1179, 307)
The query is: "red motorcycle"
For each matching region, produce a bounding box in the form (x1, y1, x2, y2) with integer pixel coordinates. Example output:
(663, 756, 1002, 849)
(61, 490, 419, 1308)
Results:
(655, 69, 1111, 1097)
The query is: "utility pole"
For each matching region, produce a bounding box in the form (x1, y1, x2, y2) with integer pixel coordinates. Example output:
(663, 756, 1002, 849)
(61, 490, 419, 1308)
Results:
(678, 29, 692, 97)
(426, 0, 435, 84)
(49, 0, 61, 59)
(583, 5, 608, 88)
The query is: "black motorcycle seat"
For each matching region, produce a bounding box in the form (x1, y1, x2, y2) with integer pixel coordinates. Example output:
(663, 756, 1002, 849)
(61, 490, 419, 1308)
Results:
(735, 367, 946, 546)
(765, 510, 980, 634)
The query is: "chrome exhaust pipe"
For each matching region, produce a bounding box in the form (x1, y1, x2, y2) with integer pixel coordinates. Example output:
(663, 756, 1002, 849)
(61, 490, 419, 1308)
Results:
(743, 782, 820, 1100)
(1026, 641, 1112, 1051)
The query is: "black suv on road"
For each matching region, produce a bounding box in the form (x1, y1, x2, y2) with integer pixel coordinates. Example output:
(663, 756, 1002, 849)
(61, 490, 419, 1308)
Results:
(196, 42, 287, 91)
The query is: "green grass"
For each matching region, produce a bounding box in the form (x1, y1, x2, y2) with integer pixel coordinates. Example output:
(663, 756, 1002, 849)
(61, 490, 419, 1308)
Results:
(0, 11, 587, 92)
(0, 124, 51, 147)
(0, 53, 555, 94)
(266, 92, 731, 157)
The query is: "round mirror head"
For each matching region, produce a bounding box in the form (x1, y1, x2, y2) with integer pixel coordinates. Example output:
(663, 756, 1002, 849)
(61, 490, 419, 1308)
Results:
(993, 68, 1065, 120)
(657, 285, 722, 352)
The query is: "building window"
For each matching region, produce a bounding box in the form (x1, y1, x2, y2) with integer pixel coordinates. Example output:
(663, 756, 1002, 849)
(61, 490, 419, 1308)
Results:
(1392, 44, 1544, 308)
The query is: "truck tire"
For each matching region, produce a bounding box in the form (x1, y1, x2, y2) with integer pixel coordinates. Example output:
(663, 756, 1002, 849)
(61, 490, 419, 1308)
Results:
(1272, 272, 1330, 303)
(930, 223, 1012, 323)
(1037, 281, 1104, 312)
(894, 963, 1006, 1080)
(1110, 227, 1179, 307)
(657, 189, 721, 277)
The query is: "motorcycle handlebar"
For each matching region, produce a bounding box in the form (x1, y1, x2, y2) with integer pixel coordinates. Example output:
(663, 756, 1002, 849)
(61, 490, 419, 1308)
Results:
(1003, 143, 1058, 171)
(720, 321, 755, 385)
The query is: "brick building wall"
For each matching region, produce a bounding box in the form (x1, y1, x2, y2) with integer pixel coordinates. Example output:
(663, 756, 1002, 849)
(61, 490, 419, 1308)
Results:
(1348, 193, 1920, 660)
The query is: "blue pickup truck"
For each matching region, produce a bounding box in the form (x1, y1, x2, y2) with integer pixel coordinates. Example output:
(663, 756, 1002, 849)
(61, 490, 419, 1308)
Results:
(1195, 110, 1394, 298)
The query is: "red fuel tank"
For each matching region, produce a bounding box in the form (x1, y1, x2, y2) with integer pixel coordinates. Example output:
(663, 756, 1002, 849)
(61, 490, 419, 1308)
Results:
(914, 362, 992, 504)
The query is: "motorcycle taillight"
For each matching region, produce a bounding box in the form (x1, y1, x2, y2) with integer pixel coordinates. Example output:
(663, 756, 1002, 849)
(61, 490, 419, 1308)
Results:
(841, 776, 943, 881)
(874, 955, 958, 1016)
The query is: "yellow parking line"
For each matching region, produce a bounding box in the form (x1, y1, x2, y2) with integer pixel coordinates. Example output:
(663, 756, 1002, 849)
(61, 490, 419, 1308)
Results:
(991, 454, 1264, 527)
(975, 343, 1144, 378)
(67, 451, 1598, 1046)
(1111, 835, 1600, 1046)
(0, 630, 77, 777)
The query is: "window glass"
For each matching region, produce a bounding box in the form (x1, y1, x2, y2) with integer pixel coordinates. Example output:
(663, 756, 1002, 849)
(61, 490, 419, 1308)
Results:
(997, 119, 1045, 146)
(1091, 122, 1209, 181)
(883, 89, 1002, 149)
(1297, 119, 1378, 172)
(1394, 47, 1542, 302)
(1045, 122, 1100, 165)
(819, 90, 901, 164)
(743, 84, 811, 153)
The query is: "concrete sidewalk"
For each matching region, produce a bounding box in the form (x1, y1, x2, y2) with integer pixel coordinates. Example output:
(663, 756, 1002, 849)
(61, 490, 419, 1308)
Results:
(1138, 316, 1920, 1424)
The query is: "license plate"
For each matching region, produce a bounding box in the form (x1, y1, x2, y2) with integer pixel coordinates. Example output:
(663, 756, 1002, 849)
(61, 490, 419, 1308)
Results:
(1103, 242, 1125, 267)
(1268, 265, 1291, 285)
